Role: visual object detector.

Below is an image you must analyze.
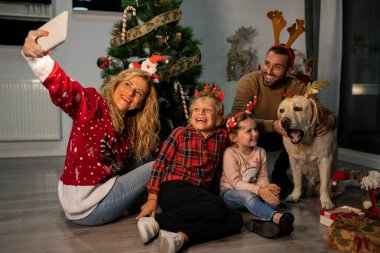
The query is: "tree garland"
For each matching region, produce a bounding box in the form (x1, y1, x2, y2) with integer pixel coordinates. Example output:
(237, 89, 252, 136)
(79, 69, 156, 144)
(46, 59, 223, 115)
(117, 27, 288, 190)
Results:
(111, 9, 182, 46)
(157, 48, 201, 81)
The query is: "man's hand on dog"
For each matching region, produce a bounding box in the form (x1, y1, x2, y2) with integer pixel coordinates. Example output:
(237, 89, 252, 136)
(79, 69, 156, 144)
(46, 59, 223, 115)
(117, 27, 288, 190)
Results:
(315, 114, 336, 136)
(273, 120, 287, 137)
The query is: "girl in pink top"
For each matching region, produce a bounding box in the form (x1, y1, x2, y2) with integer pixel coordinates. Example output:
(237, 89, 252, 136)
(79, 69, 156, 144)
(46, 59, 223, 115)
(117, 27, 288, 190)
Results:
(220, 99, 294, 238)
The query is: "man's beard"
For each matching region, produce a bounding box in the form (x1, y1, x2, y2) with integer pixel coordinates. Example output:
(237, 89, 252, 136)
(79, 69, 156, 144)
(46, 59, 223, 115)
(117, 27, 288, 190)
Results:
(262, 70, 287, 88)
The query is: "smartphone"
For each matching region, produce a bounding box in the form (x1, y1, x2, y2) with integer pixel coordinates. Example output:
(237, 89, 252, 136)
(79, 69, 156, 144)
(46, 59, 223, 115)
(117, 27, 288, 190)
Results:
(37, 11, 68, 51)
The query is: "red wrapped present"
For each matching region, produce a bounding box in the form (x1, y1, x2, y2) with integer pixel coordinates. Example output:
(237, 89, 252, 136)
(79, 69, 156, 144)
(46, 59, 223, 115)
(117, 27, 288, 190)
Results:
(320, 206, 365, 227)
(328, 214, 380, 253)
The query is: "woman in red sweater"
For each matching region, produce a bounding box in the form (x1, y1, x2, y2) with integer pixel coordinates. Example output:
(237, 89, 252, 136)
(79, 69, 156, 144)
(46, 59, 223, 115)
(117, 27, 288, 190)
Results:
(22, 30, 161, 225)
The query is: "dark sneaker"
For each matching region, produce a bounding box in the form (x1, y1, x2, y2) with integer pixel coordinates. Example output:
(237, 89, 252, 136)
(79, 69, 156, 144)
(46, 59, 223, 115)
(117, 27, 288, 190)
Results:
(279, 225, 294, 237)
(246, 219, 280, 239)
(279, 213, 294, 236)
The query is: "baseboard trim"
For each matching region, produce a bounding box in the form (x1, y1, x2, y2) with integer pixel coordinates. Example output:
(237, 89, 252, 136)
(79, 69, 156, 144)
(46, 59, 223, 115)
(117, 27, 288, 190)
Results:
(0, 149, 66, 158)
(1, 147, 379, 169)
(338, 148, 380, 169)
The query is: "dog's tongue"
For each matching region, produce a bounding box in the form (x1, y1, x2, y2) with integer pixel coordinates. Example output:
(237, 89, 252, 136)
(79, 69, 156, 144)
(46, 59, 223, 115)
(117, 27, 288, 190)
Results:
(290, 130, 301, 141)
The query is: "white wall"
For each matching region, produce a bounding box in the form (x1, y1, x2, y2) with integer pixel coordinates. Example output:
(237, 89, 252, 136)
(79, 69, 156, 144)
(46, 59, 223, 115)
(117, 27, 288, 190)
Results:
(180, 0, 306, 113)
(0, 0, 304, 158)
(0, 1, 120, 157)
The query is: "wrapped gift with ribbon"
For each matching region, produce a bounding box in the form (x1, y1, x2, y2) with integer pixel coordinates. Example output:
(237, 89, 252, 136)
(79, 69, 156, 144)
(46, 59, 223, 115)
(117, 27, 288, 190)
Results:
(328, 214, 380, 253)
(320, 206, 365, 227)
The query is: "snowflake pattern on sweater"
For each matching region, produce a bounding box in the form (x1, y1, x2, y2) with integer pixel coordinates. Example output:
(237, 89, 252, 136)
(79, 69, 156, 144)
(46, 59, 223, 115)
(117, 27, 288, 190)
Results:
(44, 62, 132, 186)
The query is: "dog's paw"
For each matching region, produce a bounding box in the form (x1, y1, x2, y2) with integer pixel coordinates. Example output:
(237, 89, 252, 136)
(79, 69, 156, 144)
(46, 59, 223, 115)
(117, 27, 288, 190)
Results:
(285, 193, 301, 203)
(320, 196, 335, 209)
(321, 201, 335, 209)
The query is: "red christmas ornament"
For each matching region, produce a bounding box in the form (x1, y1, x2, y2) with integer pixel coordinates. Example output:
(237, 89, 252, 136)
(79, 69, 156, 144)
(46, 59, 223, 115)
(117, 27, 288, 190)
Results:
(97, 57, 110, 69)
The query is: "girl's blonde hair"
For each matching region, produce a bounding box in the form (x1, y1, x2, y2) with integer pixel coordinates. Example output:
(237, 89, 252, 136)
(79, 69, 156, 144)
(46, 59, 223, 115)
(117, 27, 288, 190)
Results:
(100, 68, 160, 160)
(188, 92, 225, 127)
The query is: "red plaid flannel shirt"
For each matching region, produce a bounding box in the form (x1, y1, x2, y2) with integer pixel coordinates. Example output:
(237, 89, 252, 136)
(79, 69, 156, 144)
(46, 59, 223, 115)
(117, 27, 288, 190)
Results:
(147, 126, 227, 195)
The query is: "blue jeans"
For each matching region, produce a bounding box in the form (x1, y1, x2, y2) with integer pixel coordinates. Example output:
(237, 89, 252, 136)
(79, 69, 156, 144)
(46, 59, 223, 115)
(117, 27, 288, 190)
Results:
(72, 161, 153, 226)
(220, 188, 278, 221)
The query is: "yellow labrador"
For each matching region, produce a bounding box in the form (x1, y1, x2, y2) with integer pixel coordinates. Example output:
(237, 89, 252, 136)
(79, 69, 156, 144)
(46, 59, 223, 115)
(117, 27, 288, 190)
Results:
(277, 95, 337, 209)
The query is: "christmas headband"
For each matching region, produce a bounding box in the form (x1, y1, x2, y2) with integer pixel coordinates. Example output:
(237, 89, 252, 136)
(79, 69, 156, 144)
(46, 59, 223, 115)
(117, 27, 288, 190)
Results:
(129, 55, 167, 83)
(226, 96, 257, 131)
(270, 44, 295, 66)
(281, 81, 328, 125)
(282, 81, 329, 98)
(267, 10, 306, 65)
(194, 83, 225, 102)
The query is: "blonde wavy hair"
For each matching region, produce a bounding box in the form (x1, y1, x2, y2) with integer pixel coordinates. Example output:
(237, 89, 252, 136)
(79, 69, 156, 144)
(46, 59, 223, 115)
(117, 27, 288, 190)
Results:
(100, 68, 160, 160)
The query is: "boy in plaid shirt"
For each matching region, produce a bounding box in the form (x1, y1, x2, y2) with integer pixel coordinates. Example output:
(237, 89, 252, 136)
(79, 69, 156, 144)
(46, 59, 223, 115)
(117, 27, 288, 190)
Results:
(136, 90, 243, 253)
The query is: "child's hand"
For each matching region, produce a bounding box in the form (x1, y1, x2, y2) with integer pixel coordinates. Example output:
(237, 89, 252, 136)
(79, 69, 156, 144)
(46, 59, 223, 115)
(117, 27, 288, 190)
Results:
(258, 185, 280, 206)
(22, 30, 49, 58)
(267, 183, 281, 196)
(136, 193, 158, 220)
(136, 199, 157, 220)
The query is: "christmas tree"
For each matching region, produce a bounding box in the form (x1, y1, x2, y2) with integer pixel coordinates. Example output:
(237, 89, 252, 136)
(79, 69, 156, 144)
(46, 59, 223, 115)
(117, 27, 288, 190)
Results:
(97, 0, 203, 140)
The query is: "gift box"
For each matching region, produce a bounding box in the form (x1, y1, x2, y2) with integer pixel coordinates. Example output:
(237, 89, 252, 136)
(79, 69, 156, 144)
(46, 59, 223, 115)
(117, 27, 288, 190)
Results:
(328, 214, 380, 253)
(320, 206, 365, 227)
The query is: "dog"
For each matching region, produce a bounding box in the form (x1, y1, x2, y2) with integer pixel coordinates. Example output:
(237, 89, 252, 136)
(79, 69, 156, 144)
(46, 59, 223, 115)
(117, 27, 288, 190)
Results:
(277, 95, 337, 209)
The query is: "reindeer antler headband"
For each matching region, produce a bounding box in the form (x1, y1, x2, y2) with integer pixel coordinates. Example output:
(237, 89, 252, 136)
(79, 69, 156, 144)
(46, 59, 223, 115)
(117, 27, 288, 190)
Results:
(267, 10, 306, 65)
(303, 80, 329, 97)
(194, 83, 225, 102)
(282, 80, 329, 98)
(226, 96, 257, 131)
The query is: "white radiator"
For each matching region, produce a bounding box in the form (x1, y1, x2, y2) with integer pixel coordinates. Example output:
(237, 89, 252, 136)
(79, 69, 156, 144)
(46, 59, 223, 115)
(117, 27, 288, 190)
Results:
(0, 79, 61, 141)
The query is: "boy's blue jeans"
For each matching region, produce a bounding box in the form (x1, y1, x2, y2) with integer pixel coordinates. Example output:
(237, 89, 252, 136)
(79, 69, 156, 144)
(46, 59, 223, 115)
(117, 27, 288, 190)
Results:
(220, 188, 278, 221)
(72, 161, 153, 226)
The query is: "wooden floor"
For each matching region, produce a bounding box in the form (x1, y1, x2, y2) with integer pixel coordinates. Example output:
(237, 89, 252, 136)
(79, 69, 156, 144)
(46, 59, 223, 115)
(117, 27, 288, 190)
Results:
(0, 155, 367, 253)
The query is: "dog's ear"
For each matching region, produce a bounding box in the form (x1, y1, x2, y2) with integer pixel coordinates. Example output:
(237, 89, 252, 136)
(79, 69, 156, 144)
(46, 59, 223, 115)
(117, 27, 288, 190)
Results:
(308, 98, 319, 126)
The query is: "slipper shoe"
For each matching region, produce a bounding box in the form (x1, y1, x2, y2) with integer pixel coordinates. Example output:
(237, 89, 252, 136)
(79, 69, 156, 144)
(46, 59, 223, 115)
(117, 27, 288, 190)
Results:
(279, 213, 294, 233)
(246, 219, 280, 239)
(278, 225, 294, 237)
